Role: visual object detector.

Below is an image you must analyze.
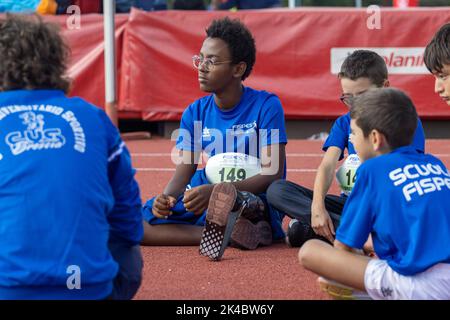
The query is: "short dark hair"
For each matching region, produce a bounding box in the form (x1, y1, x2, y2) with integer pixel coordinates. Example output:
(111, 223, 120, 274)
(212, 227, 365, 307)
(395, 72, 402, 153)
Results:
(338, 50, 388, 87)
(206, 17, 256, 81)
(424, 23, 450, 73)
(0, 14, 70, 93)
(350, 88, 418, 150)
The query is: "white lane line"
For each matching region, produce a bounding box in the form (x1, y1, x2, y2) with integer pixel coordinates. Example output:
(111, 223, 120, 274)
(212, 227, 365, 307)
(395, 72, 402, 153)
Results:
(131, 152, 450, 157)
(135, 168, 317, 173)
(132, 153, 324, 157)
(131, 153, 324, 157)
(132, 153, 174, 157)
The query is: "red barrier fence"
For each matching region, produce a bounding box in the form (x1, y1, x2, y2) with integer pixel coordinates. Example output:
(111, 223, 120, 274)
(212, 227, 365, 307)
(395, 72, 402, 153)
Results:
(48, 8, 450, 120)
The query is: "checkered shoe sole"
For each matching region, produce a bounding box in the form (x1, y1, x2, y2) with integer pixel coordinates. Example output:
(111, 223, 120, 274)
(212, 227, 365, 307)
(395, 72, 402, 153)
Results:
(199, 221, 226, 260)
(199, 183, 238, 261)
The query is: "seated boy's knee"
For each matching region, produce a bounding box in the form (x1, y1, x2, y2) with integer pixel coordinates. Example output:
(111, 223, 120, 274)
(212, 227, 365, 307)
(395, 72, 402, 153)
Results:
(120, 250, 143, 296)
(108, 235, 143, 299)
(266, 179, 286, 205)
(298, 239, 320, 267)
(111, 244, 143, 300)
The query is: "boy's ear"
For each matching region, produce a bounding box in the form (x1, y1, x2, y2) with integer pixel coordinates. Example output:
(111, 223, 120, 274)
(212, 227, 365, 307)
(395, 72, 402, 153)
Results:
(233, 62, 247, 79)
(370, 129, 387, 152)
(383, 79, 390, 88)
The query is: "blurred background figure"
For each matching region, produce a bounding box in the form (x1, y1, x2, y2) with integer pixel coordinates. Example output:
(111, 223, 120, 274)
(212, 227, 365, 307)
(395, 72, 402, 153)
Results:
(116, 0, 167, 13)
(54, 0, 100, 14)
(49, 0, 168, 15)
(210, 0, 281, 10)
(55, 0, 70, 14)
(173, 0, 206, 10)
(0, 0, 57, 14)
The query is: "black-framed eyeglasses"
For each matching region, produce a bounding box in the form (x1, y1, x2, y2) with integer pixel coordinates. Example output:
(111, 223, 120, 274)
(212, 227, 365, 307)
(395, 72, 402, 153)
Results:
(339, 94, 353, 107)
(192, 55, 232, 72)
(339, 90, 368, 107)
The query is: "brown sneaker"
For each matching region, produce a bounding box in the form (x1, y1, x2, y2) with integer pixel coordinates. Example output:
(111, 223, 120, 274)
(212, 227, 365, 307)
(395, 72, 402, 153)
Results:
(230, 217, 272, 250)
(233, 191, 267, 223)
(199, 183, 243, 261)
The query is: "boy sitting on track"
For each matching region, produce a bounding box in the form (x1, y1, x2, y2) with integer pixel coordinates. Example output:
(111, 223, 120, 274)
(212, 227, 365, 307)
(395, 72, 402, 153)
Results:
(298, 88, 450, 300)
(0, 15, 143, 299)
(267, 50, 425, 249)
(141, 17, 287, 261)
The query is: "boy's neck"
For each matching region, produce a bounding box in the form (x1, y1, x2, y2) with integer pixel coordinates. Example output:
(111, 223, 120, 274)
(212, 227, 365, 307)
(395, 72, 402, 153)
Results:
(374, 144, 392, 157)
(214, 82, 244, 110)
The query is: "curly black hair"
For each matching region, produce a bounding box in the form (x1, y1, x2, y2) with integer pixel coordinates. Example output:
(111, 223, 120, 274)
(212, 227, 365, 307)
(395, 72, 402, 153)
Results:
(424, 23, 450, 73)
(0, 14, 70, 93)
(206, 17, 256, 81)
(338, 50, 388, 87)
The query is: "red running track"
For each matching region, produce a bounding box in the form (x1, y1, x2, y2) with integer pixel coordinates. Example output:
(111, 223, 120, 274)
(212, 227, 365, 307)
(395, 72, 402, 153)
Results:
(127, 138, 450, 300)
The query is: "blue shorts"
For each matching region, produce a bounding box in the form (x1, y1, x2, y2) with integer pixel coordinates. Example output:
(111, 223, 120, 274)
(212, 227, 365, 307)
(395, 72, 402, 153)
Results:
(142, 169, 285, 240)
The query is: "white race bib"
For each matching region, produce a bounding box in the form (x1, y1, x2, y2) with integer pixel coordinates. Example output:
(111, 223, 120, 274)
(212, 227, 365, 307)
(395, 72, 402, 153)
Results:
(205, 152, 261, 184)
(336, 154, 361, 195)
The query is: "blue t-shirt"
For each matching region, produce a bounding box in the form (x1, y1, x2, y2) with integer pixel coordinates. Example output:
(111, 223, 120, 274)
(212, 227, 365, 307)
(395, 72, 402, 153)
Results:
(336, 146, 450, 276)
(0, 90, 143, 299)
(177, 86, 287, 161)
(323, 113, 425, 160)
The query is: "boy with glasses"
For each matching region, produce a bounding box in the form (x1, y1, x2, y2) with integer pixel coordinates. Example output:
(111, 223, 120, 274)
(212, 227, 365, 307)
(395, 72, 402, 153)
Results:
(141, 17, 287, 261)
(267, 50, 425, 249)
(299, 88, 450, 300)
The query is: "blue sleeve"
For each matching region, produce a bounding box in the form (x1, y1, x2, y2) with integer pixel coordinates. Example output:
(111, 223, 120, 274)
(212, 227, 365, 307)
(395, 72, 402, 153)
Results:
(259, 96, 287, 147)
(335, 165, 373, 249)
(322, 115, 348, 160)
(100, 111, 143, 245)
(411, 117, 425, 153)
(176, 104, 201, 153)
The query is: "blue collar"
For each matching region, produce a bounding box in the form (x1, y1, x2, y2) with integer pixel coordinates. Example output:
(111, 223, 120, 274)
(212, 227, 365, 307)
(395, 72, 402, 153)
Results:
(390, 145, 417, 155)
(0, 89, 65, 101)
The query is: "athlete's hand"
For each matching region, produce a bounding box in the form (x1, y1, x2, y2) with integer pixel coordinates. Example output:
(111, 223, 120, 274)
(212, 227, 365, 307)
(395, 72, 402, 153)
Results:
(152, 194, 177, 219)
(363, 234, 377, 258)
(311, 204, 335, 243)
(183, 184, 214, 216)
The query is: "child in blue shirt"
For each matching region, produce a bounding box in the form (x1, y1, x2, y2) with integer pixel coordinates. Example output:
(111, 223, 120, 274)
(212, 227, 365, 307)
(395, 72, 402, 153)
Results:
(298, 88, 450, 300)
(424, 23, 450, 108)
(0, 15, 143, 299)
(141, 17, 287, 261)
(267, 50, 425, 248)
